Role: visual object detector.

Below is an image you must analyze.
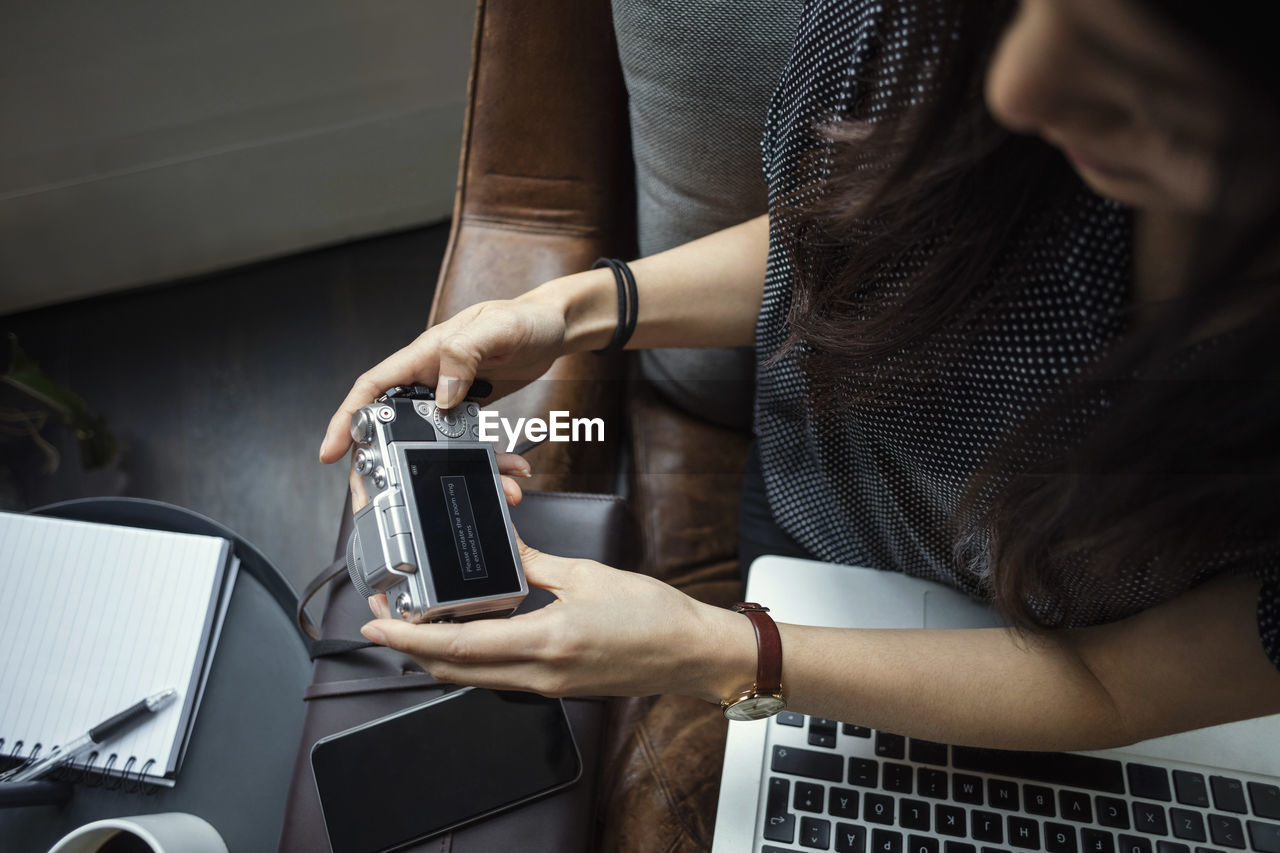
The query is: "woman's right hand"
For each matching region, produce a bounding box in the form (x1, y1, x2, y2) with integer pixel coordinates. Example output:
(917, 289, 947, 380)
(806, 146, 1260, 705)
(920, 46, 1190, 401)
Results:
(319, 297, 572, 464)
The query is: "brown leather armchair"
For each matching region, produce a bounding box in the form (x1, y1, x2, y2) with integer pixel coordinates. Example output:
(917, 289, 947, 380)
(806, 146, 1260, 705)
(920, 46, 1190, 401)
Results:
(431, 1, 759, 849)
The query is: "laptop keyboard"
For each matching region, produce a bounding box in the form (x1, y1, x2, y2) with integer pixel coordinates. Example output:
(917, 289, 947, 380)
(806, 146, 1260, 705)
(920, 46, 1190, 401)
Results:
(758, 713, 1280, 853)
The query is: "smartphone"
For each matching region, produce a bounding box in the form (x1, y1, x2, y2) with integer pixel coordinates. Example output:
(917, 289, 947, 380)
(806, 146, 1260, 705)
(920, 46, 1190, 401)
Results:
(310, 688, 582, 853)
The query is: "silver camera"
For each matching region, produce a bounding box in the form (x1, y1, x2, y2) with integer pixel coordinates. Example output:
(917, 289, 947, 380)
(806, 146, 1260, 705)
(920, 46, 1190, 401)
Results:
(345, 384, 527, 622)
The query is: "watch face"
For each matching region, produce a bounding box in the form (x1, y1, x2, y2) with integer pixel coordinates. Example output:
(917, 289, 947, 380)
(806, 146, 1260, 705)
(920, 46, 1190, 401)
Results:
(723, 694, 787, 722)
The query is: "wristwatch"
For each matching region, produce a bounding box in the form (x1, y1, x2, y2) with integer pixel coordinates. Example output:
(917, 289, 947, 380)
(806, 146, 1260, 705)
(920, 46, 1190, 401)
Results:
(721, 602, 787, 721)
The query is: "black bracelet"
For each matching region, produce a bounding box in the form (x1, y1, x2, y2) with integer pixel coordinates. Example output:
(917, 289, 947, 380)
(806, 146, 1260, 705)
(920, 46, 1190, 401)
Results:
(591, 258, 639, 352)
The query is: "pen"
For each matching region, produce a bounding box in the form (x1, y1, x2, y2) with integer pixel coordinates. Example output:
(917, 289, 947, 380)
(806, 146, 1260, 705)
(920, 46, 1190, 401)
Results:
(0, 688, 178, 784)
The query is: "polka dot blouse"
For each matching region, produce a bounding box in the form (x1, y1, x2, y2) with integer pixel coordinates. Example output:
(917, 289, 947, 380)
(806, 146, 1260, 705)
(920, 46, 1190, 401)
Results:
(753, 0, 1280, 669)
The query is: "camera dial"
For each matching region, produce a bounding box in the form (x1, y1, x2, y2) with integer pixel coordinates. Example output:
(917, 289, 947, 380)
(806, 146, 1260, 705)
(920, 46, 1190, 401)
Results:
(350, 409, 377, 446)
(433, 408, 467, 438)
(354, 448, 379, 476)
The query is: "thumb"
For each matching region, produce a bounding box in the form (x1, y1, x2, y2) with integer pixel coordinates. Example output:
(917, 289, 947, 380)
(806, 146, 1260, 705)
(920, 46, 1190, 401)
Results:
(360, 617, 415, 650)
(514, 532, 576, 594)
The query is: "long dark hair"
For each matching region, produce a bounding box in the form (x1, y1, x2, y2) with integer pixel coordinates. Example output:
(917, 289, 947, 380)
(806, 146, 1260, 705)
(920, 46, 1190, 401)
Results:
(777, 1, 1280, 628)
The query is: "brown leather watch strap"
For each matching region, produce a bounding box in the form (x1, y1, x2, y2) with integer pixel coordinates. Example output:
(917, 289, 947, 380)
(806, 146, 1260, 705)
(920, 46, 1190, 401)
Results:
(733, 602, 782, 694)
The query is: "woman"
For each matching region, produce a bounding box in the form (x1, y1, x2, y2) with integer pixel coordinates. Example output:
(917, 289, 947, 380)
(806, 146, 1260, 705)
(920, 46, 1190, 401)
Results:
(319, 0, 1280, 750)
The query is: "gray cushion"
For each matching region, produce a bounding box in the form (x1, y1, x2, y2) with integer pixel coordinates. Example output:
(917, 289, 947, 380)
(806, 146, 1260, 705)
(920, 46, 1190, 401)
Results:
(612, 0, 803, 429)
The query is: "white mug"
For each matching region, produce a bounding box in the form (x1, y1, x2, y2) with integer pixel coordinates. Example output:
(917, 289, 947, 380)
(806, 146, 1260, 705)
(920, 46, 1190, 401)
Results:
(47, 812, 227, 853)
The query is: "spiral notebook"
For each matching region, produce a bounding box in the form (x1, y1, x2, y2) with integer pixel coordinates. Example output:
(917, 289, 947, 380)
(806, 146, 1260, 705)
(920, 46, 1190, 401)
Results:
(0, 511, 238, 787)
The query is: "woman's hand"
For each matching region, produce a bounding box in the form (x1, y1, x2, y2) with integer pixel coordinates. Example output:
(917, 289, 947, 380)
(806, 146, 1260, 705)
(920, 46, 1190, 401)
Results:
(320, 297, 573, 464)
(358, 540, 757, 703)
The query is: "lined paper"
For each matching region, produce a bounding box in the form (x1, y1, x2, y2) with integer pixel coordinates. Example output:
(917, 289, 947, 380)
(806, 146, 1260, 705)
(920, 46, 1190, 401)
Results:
(0, 512, 233, 782)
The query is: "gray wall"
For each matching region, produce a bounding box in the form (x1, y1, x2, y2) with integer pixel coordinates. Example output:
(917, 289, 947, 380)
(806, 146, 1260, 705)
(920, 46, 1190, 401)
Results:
(0, 1, 473, 313)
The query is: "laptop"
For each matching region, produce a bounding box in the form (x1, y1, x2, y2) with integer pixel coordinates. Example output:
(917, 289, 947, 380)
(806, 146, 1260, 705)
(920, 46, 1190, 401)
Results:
(712, 556, 1280, 853)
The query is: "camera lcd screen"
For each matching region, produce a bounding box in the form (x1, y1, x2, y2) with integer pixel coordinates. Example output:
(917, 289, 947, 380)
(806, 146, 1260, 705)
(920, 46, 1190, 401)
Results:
(311, 689, 581, 853)
(403, 446, 522, 604)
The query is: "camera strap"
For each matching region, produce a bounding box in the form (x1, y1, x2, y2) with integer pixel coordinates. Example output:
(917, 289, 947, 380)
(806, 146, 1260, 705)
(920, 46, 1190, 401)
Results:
(296, 555, 378, 659)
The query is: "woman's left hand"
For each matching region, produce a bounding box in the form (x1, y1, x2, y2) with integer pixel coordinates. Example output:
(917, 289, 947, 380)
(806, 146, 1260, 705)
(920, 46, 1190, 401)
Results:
(359, 539, 755, 703)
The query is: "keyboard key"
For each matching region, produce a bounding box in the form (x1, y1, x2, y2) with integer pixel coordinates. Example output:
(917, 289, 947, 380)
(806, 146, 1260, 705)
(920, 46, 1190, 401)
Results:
(974, 810, 1005, 844)
(766, 777, 797, 844)
(801, 816, 832, 849)
(1212, 778, 1249, 815)
(795, 781, 825, 812)
(955, 773, 985, 805)
(1133, 802, 1169, 836)
(768, 777, 790, 814)
(1082, 829, 1116, 853)
(1247, 820, 1280, 853)
(876, 732, 906, 759)
(1170, 808, 1207, 842)
(811, 718, 839, 748)
(1193, 847, 1227, 853)
(830, 786, 859, 819)
(946, 844, 977, 853)
(919, 768, 949, 799)
(1027, 785, 1057, 817)
(850, 758, 880, 788)
(811, 718, 838, 744)
(1249, 784, 1280, 821)
(1128, 765, 1173, 802)
(764, 811, 797, 843)
(909, 739, 948, 766)
(865, 793, 896, 825)
(1209, 815, 1246, 849)
(778, 711, 806, 727)
(936, 804, 967, 837)
(875, 824, 906, 850)
(844, 724, 872, 738)
(773, 745, 843, 783)
(953, 748, 1126, 794)
(909, 836, 940, 853)
(1061, 791, 1095, 823)
(1119, 835, 1153, 853)
(763, 848, 796, 853)
(990, 779, 1021, 811)
(885, 763, 914, 794)
(837, 823, 868, 853)
(1156, 844, 1190, 853)
(1174, 772, 1211, 808)
(1099, 797, 1132, 829)
(873, 829, 904, 853)
(1009, 817, 1042, 850)
(901, 799, 931, 831)
(1046, 822, 1078, 853)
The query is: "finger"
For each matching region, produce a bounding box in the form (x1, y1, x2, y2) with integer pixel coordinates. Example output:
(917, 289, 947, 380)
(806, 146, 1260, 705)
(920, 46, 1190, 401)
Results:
(360, 614, 550, 663)
(368, 593, 391, 619)
(501, 475, 524, 506)
(434, 307, 524, 408)
(495, 452, 532, 478)
(512, 533, 582, 595)
(319, 335, 443, 463)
